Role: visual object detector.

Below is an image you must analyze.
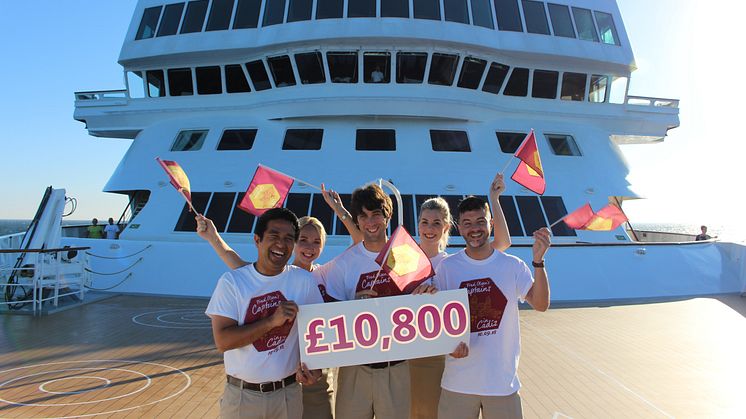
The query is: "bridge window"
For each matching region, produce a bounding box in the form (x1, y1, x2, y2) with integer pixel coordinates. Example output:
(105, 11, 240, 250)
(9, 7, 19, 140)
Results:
(218, 129, 257, 150)
(233, 0, 261, 28)
(389, 194, 415, 234)
(594, 11, 620, 45)
(245, 60, 272, 90)
(560, 72, 586, 101)
(522, 1, 550, 35)
(499, 196, 525, 236)
(175, 192, 211, 231)
(496, 132, 526, 153)
(589, 74, 608, 102)
(295, 52, 326, 84)
(482, 62, 510, 94)
(225, 64, 251, 92)
(157, 3, 185, 37)
(316, 0, 343, 19)
(494, 0, 523, 32)
(414, 0, 440, 20)
(430, 130, 471, 152)
(356, 129, 396, 151)
(146, 70, 166, 97)
(397, 52, 428, 83)
(268, 56, 297, 87)
(205, 192, 237, 232)
(181, 0, 209, 33)
(227, 193, 256, 232)
(349, 0, 376, 17)
(572, 7, 598, 42)
(515, 196, 547, 234)
(288, 0, 313, 21)
(546, 134, 581, 156)
(444, 0, 469, 24)
(172, 130, 208, 151)
(457, 57, 487, 89)
(136, 6, 162, 40)
(609, 76, 628, 104)
(382, 0, 409, 17)
(541, 196, 576, 236)
(364, 53, 391, 83)
(310, 194, 335, 233)
(503, 67, 529, 96)
(548, 3, 575, 38)
(196, 66, 223, 94)
(328, 52, 358, 83)
(471, 0, 494, 29)
(428, 54, 459, 86)
(263, 0, 287, 26)
(532, 70, 559, 99)
(285, 193, 312, 219)
(283, 129, 323, 150)
(168, 68, 194, 96)
(334, 193, 353, 235)
(207, 0, 235, 30)
(127, 71, 146, 98)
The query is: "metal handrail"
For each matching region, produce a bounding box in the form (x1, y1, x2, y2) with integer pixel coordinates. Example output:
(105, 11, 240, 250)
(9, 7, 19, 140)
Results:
(625, 95, 679, 108)
(74, 89, 127, 101)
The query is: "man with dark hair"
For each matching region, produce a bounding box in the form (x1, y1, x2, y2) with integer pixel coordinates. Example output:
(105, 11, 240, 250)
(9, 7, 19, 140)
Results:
(206, 208, 323, 419)
(434, 196, 551, 419)
(695, 225, 711, 241)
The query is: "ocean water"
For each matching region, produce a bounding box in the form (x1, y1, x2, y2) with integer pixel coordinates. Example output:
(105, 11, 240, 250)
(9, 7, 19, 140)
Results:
(0, 220, 89, 237)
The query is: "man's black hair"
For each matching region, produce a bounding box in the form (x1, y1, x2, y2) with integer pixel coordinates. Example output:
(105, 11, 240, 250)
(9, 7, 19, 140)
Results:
(457, 196, 490, 219)
(254, 208, 300, 241)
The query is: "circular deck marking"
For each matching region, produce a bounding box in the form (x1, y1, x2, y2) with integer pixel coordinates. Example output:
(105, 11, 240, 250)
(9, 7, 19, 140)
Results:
(0, 359, 191, 418)
(132, 308, 211, 329)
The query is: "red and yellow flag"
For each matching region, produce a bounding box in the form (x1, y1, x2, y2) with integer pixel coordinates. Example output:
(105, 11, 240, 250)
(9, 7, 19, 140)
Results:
(238, 165, 294, 216)
(562, 203, 595, 229)
(375, 226, 435, 293)
(510, 130, 546, 195)
(156, 157, 192, 203)
(583, 204, 628, 231)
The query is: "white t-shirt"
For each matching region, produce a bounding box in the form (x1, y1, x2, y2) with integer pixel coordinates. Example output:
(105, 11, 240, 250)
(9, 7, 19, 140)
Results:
(433, 249, 534, 396)
(430, 251, 449, 270)
(206, 264, 323, 383)
(104, 224, 119, 239)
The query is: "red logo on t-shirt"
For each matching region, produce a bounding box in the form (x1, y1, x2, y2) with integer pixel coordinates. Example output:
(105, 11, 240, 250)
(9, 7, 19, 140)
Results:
(245, 291, 292, 352)
(459, 278, 507, 332)
(356, 270, 406, 297)
(317, 284, 337, 303)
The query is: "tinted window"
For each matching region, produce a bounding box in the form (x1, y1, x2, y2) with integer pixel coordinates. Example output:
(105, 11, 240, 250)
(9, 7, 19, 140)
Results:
(287, 0, 312, 21)
(356, 129, 396, 151)
(316, 0, 343, 19)
(548, 3, 575, 38)
(245, 60, 272, 90)
(482, 62, 510, 94)
(295, 52, 326, 84)
(267, 56, 297, 87)
(496, 132, 526, 153)
(364, 52, 391, 83)
(283, 129, 323, 150)
(196, 66, 222, 94)
(428, 54, 459, 86)
(572, 7, 598, 42)
(431, 130, 470, 152)
(127, 71, 146, 98)
(157, 3, 185, 37)
(310, 194, 334, 234)
(225, 64, 251, 93)
(328, 52, 358, 83)
(382, 0, 409, 17)
(233, 0, 261, 28)
(334, 193, 353, 235)
(285, 193, 311, 218)
(547, 134, 581, 156)
(589, 74, 608, 102)
(515, 196, 547, 235)
(457, 57, 487, 89)
(172, 130, 208, 151)
(471, 0, 494, 28)
(560, 72, 586, 101)
(205, 192, 237, 232)
(227, 192, 256, 233)
(499, 195, 525, 236)
(181, 0, 209, 33)
(263, 0, 286, 26)
(389, 194, 415, 235)
(217, 129, 257, 150)
(146, 70, 166, 97)
(442, 195, 462, 237)
(168, 68, 194, 96)
(136, 6, 162, 40)
(444, 0, 469, 23)
(414, 0, 440, 20)
(348, 0, 375, 17)
(397, 52, 428, 83)
(494, 0, 522, 32)
(595, 11, 620, 45)
(522, 0, 549, 34)
(532, 70, 559, 99)
(540, 196, 575, 236)
(503, 67, 529, 96)
(174, 192, 211, 231)
(206, 0, 235, 30)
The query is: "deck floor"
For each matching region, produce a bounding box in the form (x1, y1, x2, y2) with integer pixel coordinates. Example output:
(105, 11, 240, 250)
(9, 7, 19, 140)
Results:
(1, 294, 743, 418)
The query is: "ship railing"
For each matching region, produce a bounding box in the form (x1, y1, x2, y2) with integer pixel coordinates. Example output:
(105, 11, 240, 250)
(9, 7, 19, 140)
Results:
(625, 95, 680, 108)
(74, 89, 128, 107)
(0, 247, 90, 315)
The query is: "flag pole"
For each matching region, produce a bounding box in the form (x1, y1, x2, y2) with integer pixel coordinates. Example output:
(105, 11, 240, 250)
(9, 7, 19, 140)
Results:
(499, 157, 513, 175)
(548, 215, 567, 229)
(501, 129, 534, 174)
(259, 164, 322, 191)
(178, 189, 199, 215)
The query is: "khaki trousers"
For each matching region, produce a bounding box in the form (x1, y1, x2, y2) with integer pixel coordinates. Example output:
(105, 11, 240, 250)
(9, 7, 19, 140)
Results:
(302, 369, 333, 419)
(334, 362, 410, 419)
(408, 355, 445, 419)
(437, 388, 523, 419)
(220, 382, 303, 419)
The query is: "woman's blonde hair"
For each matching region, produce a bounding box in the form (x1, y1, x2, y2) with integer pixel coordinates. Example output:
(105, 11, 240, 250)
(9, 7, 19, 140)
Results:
(419, 197, 453, 252)
(298, 216, 327, 245)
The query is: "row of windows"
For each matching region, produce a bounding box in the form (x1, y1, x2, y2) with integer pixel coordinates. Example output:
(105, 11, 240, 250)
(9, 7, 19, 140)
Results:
(170, 128, 582, 156)
(173, 192, 577, 237)
(136, 0, 620, 46)
(127, 50, 628, 103)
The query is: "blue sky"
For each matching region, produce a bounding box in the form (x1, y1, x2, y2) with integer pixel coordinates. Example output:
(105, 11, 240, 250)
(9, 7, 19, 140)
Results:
(0, 1, 742, 229)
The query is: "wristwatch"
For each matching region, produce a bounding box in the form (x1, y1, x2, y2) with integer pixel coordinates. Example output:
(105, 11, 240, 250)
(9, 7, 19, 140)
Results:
(531, 260, 545, 268)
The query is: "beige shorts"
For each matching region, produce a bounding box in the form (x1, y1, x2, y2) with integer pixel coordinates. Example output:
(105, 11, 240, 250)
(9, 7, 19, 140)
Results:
(302, 369, 332, 419)
(334, 362, 410, 419)
(408, 355, 445, 419)
(438, 388, 523, 419)
(220, 381, 303, 419)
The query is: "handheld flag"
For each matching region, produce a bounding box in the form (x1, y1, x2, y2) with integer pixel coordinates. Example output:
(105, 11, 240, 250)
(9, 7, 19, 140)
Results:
(238, 165, 294, 216)
(156, 157, 195, 211)
(374, 226, 435, 292)
(582, 204, 628, 231)
(561, 203, 595, 229)
(510, 130, 546, 195)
